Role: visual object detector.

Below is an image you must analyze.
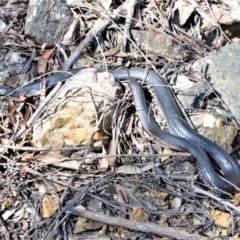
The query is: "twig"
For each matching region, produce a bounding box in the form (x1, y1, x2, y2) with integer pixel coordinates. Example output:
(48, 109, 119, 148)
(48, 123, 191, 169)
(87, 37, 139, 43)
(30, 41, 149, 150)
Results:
(119, 0, 137, 60)
(0, 144, 100, 152)
(37, 153, 192, 167)
(0, 216, 10, 240)
(193, 186, 240, 213)
(67, 207, 209, 240)
(63, 0, 138, 70)
(16, 48, 36, 86)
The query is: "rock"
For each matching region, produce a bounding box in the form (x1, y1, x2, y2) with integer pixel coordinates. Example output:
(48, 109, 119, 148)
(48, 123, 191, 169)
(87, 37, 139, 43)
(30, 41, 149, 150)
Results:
(172, 0, 195, 26)
(0, 19, 7, 31)
(201, 2, 240, 44)
(0, 52, 28, 82)
(25, 0, 73, 44)
(32, 68, 123, 149)
(190, 113, 237, 153)
(131, 30, 184, 59)
(191, 43, 240, 124)
(174, 75, 213, 109)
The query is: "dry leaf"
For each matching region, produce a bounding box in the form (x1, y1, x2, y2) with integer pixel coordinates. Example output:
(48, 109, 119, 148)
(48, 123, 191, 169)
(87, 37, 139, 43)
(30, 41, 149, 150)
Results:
(98, 158, 109, 172)
(19, 105, 33, 127)
(36, 151, 81, 170)
(61, 19, 80, 45)
(157, 215, 168, 226)
(152, 190, 168, 200)
(38, 48, 55, 74)
(115, 51, 140, 58)
(130, 206, 149, 222)
(74, 206, 103, 233)
(40, 194, 58, 218)
(228, 234, 240, 240)
(147, 0, 164, 9)
(74, 206, 88, 233)
(161, 148, 173, 162)
(7, 96, 15, 117)
(117, 160, 161, 174)
(97, 0, 111, 10)
(205, 230, 217, 238)
(21, 153, 33, 161)
(210, 210, 231, 228)
(34, 179, 58, 194)
(193, 218, 201, 225)
(126, 115, 134, 136)
(95, 44, 120, 57)
(174, 75, 194, 90)
(173, 0, 195, 26)
(233, 192, 240, 206)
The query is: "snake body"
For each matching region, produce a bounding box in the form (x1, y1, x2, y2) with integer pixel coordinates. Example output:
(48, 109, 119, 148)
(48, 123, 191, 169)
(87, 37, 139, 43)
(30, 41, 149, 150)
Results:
(1, 68, 239, 192)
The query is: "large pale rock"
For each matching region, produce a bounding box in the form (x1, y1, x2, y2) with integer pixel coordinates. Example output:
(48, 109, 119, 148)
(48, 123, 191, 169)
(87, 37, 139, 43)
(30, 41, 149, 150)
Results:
(25, 0, 73, 44)
(191, 43, 240, 124)
(32, 69, 123, 148)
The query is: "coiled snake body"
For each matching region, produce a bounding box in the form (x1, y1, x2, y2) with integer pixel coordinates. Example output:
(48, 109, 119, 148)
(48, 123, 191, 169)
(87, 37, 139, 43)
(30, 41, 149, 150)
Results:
(1, 68, 239, 192)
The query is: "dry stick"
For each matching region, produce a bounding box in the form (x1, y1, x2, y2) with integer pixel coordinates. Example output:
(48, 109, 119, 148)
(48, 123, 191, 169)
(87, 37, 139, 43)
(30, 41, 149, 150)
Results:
(193, 186, 240, 213)
(67, 0, 157, 71)
(0, 144, 99, 151)
(12, 82, 62, 142)
(63, 0, 136, 70)
(16, 48, 36, 86)
(36, 152, 191, 166)
(0, 216, 10, 240)
(146, 8, 212, 52)
(67, 207, 209, 240)
(118, 0, 137, 65)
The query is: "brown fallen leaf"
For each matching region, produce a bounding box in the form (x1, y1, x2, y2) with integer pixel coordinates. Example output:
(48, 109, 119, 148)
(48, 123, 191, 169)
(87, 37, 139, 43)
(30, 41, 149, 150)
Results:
(115, 51, 140, 58)
(161, 148, 173, 162)
(38, 48, 55, 74)
(210, 210, 231, 228)
(40, 194, 58, 218)
(21, 153, 34, 161)
(205, 230, 217, 238)
(36, 151, 81, 170)
(95, 44, 121, 58)
(74, 205, 103, 233)
(19, 104, 33, 127)
(151, 190, 168, 200)
(156, 214, 168, 227)
(130, 206, 149, 222)
(233, 192, 240, 206)
(147, 0, 164, 9)
(6, 96, 15, 117)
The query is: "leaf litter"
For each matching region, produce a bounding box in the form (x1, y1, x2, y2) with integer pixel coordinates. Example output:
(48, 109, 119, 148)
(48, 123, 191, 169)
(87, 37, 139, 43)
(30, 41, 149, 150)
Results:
(0, 0, 240, 239)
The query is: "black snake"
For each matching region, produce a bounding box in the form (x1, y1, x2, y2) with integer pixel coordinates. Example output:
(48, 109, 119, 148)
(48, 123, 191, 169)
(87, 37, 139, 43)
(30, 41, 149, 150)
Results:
(1, 68, 239, 192)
